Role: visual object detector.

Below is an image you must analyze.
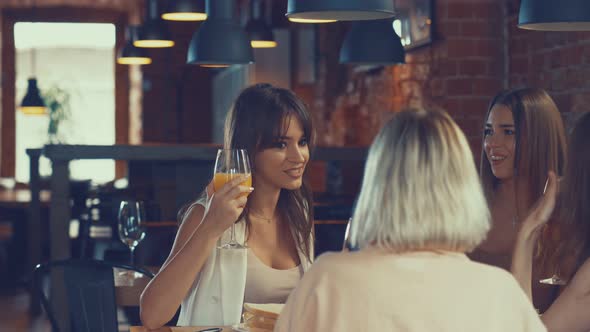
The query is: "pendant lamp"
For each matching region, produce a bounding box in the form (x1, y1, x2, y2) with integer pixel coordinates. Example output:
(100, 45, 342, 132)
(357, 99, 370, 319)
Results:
(135, 0, 175, 48)
(518, 0, 590, 31)
(20, 0, 46, 115)
(287, 0, 395, 23)
(162, 0, 207, 22)
(339, 18, 405, 65)
(117, 25, 152, 65)
(246, 0, 277, 48)
(20, 78, 47, 115)
(186, 0, 254, 67)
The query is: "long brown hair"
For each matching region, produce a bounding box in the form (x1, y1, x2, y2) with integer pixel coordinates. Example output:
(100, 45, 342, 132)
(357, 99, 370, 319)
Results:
(550, 112, 590, 280)
(224, 83, 314, 261)
(480, 88, 567, 221)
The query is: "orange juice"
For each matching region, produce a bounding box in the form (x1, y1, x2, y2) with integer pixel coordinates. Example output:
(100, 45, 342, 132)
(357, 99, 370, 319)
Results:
(213, 173, 252, 196)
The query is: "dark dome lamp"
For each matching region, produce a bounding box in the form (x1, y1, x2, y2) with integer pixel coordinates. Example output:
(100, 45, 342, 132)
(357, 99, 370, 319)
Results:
(246, 0, 277, 48)
(186, 0, 254, 67)
(518, 0, 590, 31)
(117, 25, 152, 65)
(135, 0, 175, 48)
(20, 78, 47, 115)
(339, 18, 405, 66)
(286, 0, 395, 23)
(162, 0, 207, 22)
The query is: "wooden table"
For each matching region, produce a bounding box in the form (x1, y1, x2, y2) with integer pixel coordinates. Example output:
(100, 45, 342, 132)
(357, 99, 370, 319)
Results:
(131, 327, 232, 332)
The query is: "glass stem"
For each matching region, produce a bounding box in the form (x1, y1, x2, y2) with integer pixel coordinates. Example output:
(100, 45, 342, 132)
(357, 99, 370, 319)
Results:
(230, 223, 237, 244)
(130, 246, 136, 266)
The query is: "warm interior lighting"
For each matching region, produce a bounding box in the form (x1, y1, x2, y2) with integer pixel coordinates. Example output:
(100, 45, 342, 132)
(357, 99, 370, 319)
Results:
(200, 64, 230, 68)
(117, 57, 152, 65)
(251, 40, 277, 48)
(288, 17, 337, 23)
(19, 106, 47, 115)
(162, 12, 207, 21)
(133, 40, 175, 48)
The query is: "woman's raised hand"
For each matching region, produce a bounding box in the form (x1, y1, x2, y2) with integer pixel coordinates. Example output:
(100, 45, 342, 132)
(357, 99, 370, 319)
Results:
(202, 175, 253, 237)
(519, 171, 559, 240)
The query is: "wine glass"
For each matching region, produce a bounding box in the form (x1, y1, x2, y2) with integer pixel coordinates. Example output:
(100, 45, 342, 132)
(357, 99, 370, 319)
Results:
(539, 274, 567, 286)
(213, 149, 252, 250)
(118, 200, 146, 274)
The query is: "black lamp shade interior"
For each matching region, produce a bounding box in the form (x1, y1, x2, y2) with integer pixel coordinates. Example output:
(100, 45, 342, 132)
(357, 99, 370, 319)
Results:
(340, 19, 405, 65)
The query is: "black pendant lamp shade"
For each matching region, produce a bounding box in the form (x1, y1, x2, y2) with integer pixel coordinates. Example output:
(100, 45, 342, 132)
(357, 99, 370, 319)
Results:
(518, 0, 590, 31)
(246, 0, 276, 48)
(118, 25, 152, 65)
(187, 0, 254, 67)
(339, 18, 405, 65)
(287, 0, 395, 23)
(162, 0, 207, 21)
(135, 0, 175, 48)
(20, 78, 47, 115)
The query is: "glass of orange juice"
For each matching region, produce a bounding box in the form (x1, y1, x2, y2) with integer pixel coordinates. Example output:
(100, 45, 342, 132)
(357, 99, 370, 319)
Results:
(214, 148, 251, 249)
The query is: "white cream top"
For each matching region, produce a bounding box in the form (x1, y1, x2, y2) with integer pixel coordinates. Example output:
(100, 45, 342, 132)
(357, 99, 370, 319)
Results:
(243, 249, 304, 304)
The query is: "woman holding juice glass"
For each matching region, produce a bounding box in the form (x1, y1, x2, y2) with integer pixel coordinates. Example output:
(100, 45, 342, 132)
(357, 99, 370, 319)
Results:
(139, 83, 315, 328)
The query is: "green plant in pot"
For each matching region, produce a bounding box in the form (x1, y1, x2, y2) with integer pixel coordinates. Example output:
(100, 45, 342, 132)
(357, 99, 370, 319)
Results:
(44, 85, 71, 144)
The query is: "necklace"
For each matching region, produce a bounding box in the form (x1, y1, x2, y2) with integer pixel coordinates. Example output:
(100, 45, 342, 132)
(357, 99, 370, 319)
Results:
(249, 211, 274, 223)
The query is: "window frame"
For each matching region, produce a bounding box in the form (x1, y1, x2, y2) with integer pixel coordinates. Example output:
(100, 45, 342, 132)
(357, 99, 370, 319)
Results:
(1, 6, 130, 179)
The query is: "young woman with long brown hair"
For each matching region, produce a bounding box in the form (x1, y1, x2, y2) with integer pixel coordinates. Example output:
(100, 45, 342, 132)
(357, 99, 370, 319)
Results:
(139, 83, 315, 329)
(470, 87, 567, 312)
(513, 112, 590, 331)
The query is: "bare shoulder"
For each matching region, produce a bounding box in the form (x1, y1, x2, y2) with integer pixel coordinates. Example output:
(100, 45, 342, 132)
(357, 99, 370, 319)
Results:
(169, 202, 206, 256)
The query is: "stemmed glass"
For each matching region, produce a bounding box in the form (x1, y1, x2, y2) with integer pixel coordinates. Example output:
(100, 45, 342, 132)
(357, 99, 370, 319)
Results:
(213, 149, 251, 250)
(539, 274, 567, 286)
(118, 200, 146, 272)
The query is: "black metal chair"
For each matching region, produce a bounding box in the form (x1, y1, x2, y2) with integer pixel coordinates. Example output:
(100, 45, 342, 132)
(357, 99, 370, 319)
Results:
(32, 259, 154, 332)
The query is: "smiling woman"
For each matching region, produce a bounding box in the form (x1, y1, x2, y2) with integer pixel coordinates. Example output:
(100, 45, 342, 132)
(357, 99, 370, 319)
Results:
(139, 83, 316, 329)
(470, 87, 567, 313)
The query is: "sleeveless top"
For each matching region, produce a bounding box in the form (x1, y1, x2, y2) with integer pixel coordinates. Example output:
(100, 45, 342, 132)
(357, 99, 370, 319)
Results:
(177, 199, 313, 326)
(244, 249, 304, 304)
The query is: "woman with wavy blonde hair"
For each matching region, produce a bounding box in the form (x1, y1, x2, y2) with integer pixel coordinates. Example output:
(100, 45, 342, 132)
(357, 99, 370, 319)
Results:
(275, 109, 544, 332)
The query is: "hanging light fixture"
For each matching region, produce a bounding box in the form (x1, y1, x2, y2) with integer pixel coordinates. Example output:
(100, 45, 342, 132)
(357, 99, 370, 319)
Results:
(117, 25, 152, 65)
(135, 0, 175, 48)
(246, 0, 277, 48)
(339, 18, 405, 65)
(518, 0, 590, 31)
(186, 0, 254, 67)
(286, 0, 395, 23)
(20, 0, 46, 115)
(162, 0, 207, 22)
(20, 78, 47, 115)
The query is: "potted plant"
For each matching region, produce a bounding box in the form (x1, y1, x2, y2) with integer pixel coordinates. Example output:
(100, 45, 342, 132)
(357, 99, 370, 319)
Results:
(44, 85, 71, 144)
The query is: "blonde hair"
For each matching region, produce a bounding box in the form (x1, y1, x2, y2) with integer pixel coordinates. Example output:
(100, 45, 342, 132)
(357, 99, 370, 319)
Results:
(349, 109, 490, 252)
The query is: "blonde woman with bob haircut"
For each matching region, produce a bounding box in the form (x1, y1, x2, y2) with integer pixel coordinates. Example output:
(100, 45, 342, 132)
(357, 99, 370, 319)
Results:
(275, 109, 545, 332)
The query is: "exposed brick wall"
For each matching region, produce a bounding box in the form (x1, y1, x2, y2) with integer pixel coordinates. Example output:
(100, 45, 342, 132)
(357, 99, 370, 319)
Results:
(294, 0, 506, 162)
(506, 0, 590, 130)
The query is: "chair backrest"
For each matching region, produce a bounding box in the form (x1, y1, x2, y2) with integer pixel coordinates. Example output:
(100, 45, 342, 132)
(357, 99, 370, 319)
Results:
(33, 259, 154, 332)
